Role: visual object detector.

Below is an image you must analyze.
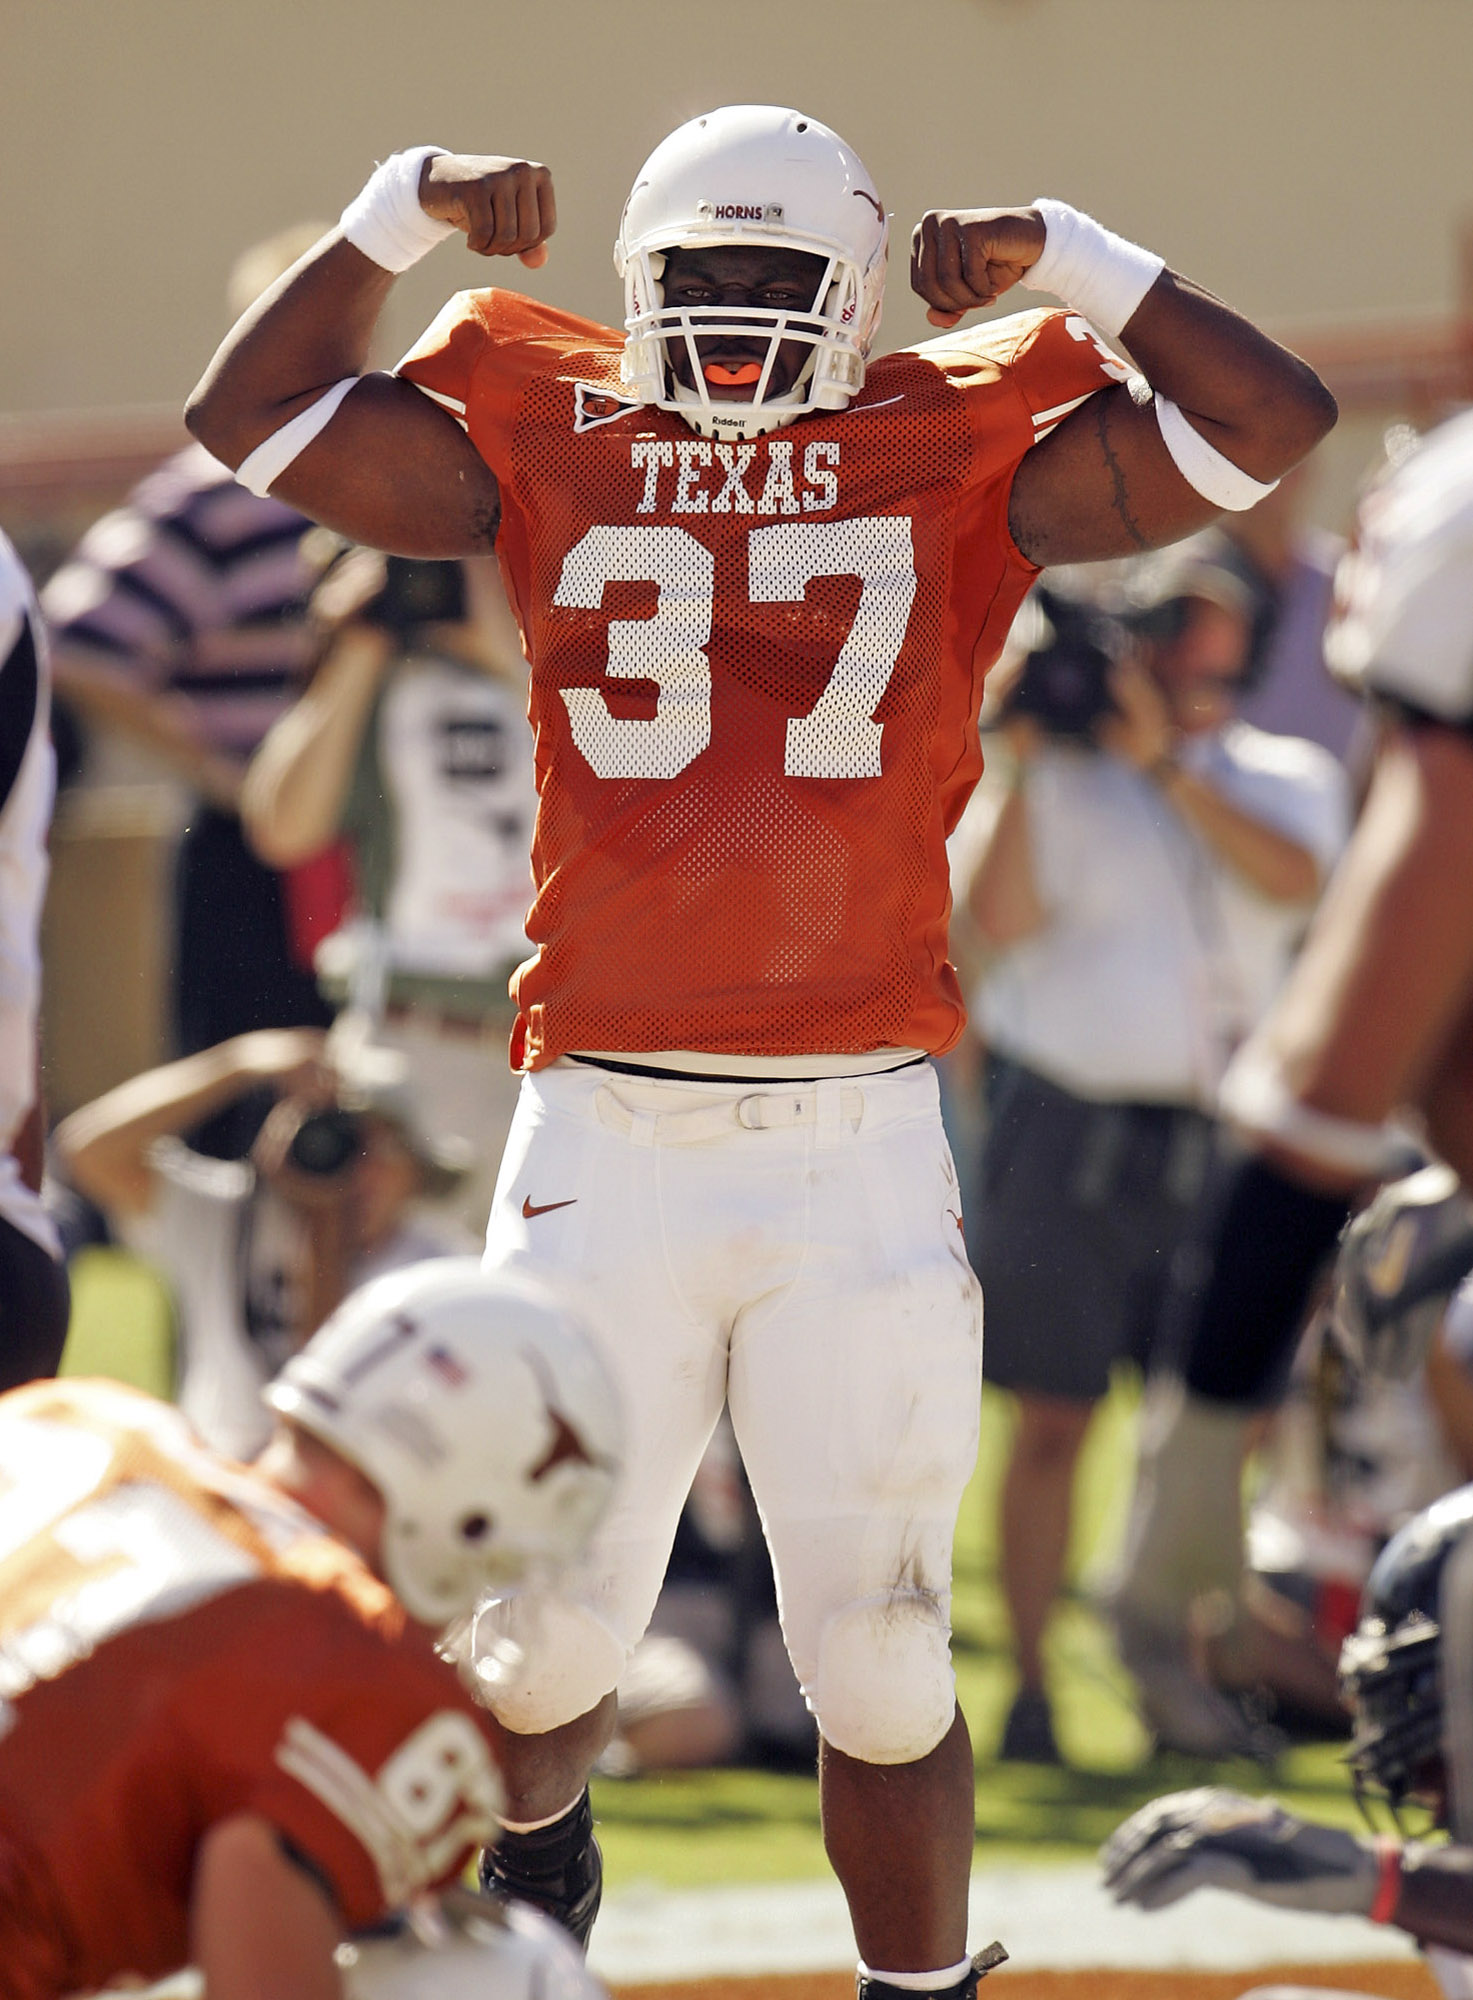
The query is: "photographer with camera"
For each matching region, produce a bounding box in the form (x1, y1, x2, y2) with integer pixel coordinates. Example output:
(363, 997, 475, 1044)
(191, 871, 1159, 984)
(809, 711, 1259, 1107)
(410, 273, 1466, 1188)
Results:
(54, 1026, 470, 1461)
(960, 549, 1349, 1762)
(243, 547, 536, 1240)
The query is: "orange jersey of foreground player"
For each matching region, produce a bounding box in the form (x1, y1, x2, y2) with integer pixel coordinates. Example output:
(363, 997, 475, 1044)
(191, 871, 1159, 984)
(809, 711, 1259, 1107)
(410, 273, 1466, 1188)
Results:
(0, 1379, 503, 2000)
(399, 295, 1125, 1070)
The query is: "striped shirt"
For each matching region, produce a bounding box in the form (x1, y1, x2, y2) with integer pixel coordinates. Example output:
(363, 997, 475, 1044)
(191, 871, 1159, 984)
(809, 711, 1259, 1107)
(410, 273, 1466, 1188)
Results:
(40, 443, 317, 757)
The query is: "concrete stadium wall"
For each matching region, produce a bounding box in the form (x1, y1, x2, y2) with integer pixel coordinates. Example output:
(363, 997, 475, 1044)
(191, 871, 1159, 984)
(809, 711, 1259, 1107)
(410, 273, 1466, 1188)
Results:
(7, 0, 1470, 427)
(13, 0, 1469, 1110)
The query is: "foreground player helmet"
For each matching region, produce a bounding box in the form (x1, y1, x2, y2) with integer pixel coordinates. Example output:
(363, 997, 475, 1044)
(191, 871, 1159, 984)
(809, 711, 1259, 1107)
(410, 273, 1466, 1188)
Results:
(1339, 1483, 1473, 1814)
(614, 104, 889, 439)
(338, 1892, 600, 2000)
(266, 1259, 621, 1625)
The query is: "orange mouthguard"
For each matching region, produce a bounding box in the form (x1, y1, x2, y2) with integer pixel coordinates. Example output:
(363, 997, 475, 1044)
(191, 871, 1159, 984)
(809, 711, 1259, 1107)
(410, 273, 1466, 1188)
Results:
(704, 362, 763, 385)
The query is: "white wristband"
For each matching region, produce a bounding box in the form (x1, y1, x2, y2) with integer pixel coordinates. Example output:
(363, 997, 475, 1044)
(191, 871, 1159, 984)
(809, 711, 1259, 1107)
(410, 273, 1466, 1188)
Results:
(340, 146, 458, 273)
(1219, 1044, 1407, 1180)
(1155, 394, 1279, 512)
(1026, 199, 1164, 339)
(235, 378, 360, 497)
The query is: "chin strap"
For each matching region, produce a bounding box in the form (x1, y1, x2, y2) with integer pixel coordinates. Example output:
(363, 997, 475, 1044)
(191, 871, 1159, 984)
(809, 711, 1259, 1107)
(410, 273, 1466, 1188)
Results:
(669, 369, 810, 440)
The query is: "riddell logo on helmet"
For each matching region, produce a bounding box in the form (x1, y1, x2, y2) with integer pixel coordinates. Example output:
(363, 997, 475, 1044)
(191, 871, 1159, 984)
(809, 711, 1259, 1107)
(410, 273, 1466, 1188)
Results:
(696, 201, 785, 224)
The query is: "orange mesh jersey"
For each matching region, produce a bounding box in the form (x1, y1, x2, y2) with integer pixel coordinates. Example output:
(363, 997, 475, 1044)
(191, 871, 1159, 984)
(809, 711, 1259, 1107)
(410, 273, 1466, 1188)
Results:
(0, 1379, 503, 2000)
(399, 294, 1125, 1068)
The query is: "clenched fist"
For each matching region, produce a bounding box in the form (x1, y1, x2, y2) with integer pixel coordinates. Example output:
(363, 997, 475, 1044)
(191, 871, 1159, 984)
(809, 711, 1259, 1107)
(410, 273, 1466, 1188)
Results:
(419, 153, 557, 265)
(910, 207, 1046, 326)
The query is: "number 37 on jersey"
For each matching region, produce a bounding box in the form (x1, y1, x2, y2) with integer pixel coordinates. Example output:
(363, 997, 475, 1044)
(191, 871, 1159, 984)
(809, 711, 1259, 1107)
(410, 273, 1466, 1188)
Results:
(552, 515, 917, 784)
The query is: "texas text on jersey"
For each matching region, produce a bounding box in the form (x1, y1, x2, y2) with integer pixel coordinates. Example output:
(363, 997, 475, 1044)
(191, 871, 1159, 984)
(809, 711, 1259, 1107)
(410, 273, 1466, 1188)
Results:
(0, 1378, 504, 2000)
(397, 295, 1126, 1070)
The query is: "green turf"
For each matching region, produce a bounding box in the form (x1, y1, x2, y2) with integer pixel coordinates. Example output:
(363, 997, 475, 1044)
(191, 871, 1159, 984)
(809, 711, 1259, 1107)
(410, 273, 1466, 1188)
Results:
(60, 1247, 1365, 1890)
(60, 1244, 176, 1398)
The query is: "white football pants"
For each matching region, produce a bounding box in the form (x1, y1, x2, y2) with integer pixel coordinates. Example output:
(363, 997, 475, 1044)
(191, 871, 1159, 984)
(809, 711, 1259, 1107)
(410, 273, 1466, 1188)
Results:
(482, 1056, 983, 1762)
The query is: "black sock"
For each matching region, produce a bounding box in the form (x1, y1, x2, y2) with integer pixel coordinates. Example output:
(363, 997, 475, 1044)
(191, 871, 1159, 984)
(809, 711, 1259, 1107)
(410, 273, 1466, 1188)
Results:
(1159, 1150, 1350, 1405)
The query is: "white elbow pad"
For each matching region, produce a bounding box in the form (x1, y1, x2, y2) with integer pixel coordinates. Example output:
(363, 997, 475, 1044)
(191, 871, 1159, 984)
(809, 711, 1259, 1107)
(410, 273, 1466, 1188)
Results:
(234, 378, 360, 497)
(1218, 1042, 1410, 1181)
(1154, 395, 1279, 513)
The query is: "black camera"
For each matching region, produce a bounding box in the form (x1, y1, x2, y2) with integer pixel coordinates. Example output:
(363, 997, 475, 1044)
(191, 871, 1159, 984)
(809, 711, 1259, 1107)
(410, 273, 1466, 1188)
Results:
(361, 557, 468, 637)
(285, 1107, 364, 1178)
(1000, 589, 1128, 741)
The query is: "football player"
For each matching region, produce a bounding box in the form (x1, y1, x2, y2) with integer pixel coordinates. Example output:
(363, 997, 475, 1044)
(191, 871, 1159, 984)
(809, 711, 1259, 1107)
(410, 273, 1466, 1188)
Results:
(1111, 409, 1473, 1758)
(1103, 1484, 1473, 2000)
(0, 1258, 619, 2000)
(186, 106, 1335, 1997)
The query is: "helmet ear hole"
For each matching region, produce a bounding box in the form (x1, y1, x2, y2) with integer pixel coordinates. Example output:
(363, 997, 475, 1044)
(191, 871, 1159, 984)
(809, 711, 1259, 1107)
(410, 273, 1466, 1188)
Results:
(459, 1512, 493, 1544)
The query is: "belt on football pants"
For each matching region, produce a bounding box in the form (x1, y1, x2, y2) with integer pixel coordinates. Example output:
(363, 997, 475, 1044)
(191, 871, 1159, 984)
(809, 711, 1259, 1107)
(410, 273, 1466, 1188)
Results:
(593, 1077, 866, 1148)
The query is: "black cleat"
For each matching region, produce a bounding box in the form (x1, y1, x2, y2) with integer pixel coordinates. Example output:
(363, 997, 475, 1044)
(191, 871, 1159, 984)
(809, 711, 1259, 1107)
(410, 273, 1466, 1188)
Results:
(479, 1787, 603, 1950)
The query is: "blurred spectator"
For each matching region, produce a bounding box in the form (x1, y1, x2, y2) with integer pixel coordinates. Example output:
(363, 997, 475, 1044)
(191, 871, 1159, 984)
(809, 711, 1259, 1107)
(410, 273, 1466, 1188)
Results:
(41, 223, 334, 1160)
(960, 554, 1349, 1762)
(243, 548, 536, 1236)
(0, 531, 68, 1388)
(53, 1027, 469, 1460)
(1210, 465, 1367, 767)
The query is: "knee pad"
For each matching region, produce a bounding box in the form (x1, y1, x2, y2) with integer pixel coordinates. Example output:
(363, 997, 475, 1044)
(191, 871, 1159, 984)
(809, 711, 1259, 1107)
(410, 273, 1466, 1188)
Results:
(810, 1588, 955, 1764)
(472, 1593, 627, 1735)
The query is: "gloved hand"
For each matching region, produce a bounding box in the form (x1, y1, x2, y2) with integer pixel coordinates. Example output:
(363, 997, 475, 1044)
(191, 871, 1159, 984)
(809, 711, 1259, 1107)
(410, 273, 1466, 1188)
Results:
(1101, 1787, 1385, 1914)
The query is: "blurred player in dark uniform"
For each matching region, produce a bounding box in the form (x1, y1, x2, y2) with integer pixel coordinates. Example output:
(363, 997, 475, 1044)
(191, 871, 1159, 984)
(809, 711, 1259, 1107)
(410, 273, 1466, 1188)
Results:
(1104, 1483, 1473, 2000)
(186, 104, 1334, 1991)
(1112, 409, 1473, 1756)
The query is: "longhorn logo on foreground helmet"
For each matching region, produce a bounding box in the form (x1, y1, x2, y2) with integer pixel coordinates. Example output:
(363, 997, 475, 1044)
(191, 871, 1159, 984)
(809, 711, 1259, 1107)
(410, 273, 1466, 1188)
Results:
(266, 1258, 622, 1626)
(614, 103, 889, 440)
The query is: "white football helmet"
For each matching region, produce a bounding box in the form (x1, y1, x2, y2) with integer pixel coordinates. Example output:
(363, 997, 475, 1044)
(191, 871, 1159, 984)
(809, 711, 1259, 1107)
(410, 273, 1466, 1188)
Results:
(614, 104, 888, 439)
(338, 1892, 604, 2000)
(265, 1259, 621, 1625)
(1325, 408, 1473, 723)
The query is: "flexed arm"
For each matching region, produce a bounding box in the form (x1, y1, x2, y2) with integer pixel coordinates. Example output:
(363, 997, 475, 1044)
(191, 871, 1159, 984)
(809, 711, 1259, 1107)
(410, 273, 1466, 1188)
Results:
(910, 205, 1336, 566)
(186, 151, 556, 558)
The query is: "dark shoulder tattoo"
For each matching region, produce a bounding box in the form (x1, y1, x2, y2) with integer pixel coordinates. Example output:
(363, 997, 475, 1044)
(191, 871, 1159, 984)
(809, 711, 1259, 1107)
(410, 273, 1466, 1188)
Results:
(1094, 395, 1149, 551)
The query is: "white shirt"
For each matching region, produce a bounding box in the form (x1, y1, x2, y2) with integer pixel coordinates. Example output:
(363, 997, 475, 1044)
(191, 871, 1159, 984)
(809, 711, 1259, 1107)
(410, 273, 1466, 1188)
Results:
(376, 653, 536, 978)
(975, 722, 1350, 1107)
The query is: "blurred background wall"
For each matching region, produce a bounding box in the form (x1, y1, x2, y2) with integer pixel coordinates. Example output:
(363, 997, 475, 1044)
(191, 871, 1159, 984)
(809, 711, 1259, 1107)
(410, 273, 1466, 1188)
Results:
(5, 0, 1469, 1107)
(5, 0, 1471, 501)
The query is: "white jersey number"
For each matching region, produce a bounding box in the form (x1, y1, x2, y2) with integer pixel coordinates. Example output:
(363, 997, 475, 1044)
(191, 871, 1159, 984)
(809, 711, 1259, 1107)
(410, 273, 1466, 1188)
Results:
(552, 518, 917, 782)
